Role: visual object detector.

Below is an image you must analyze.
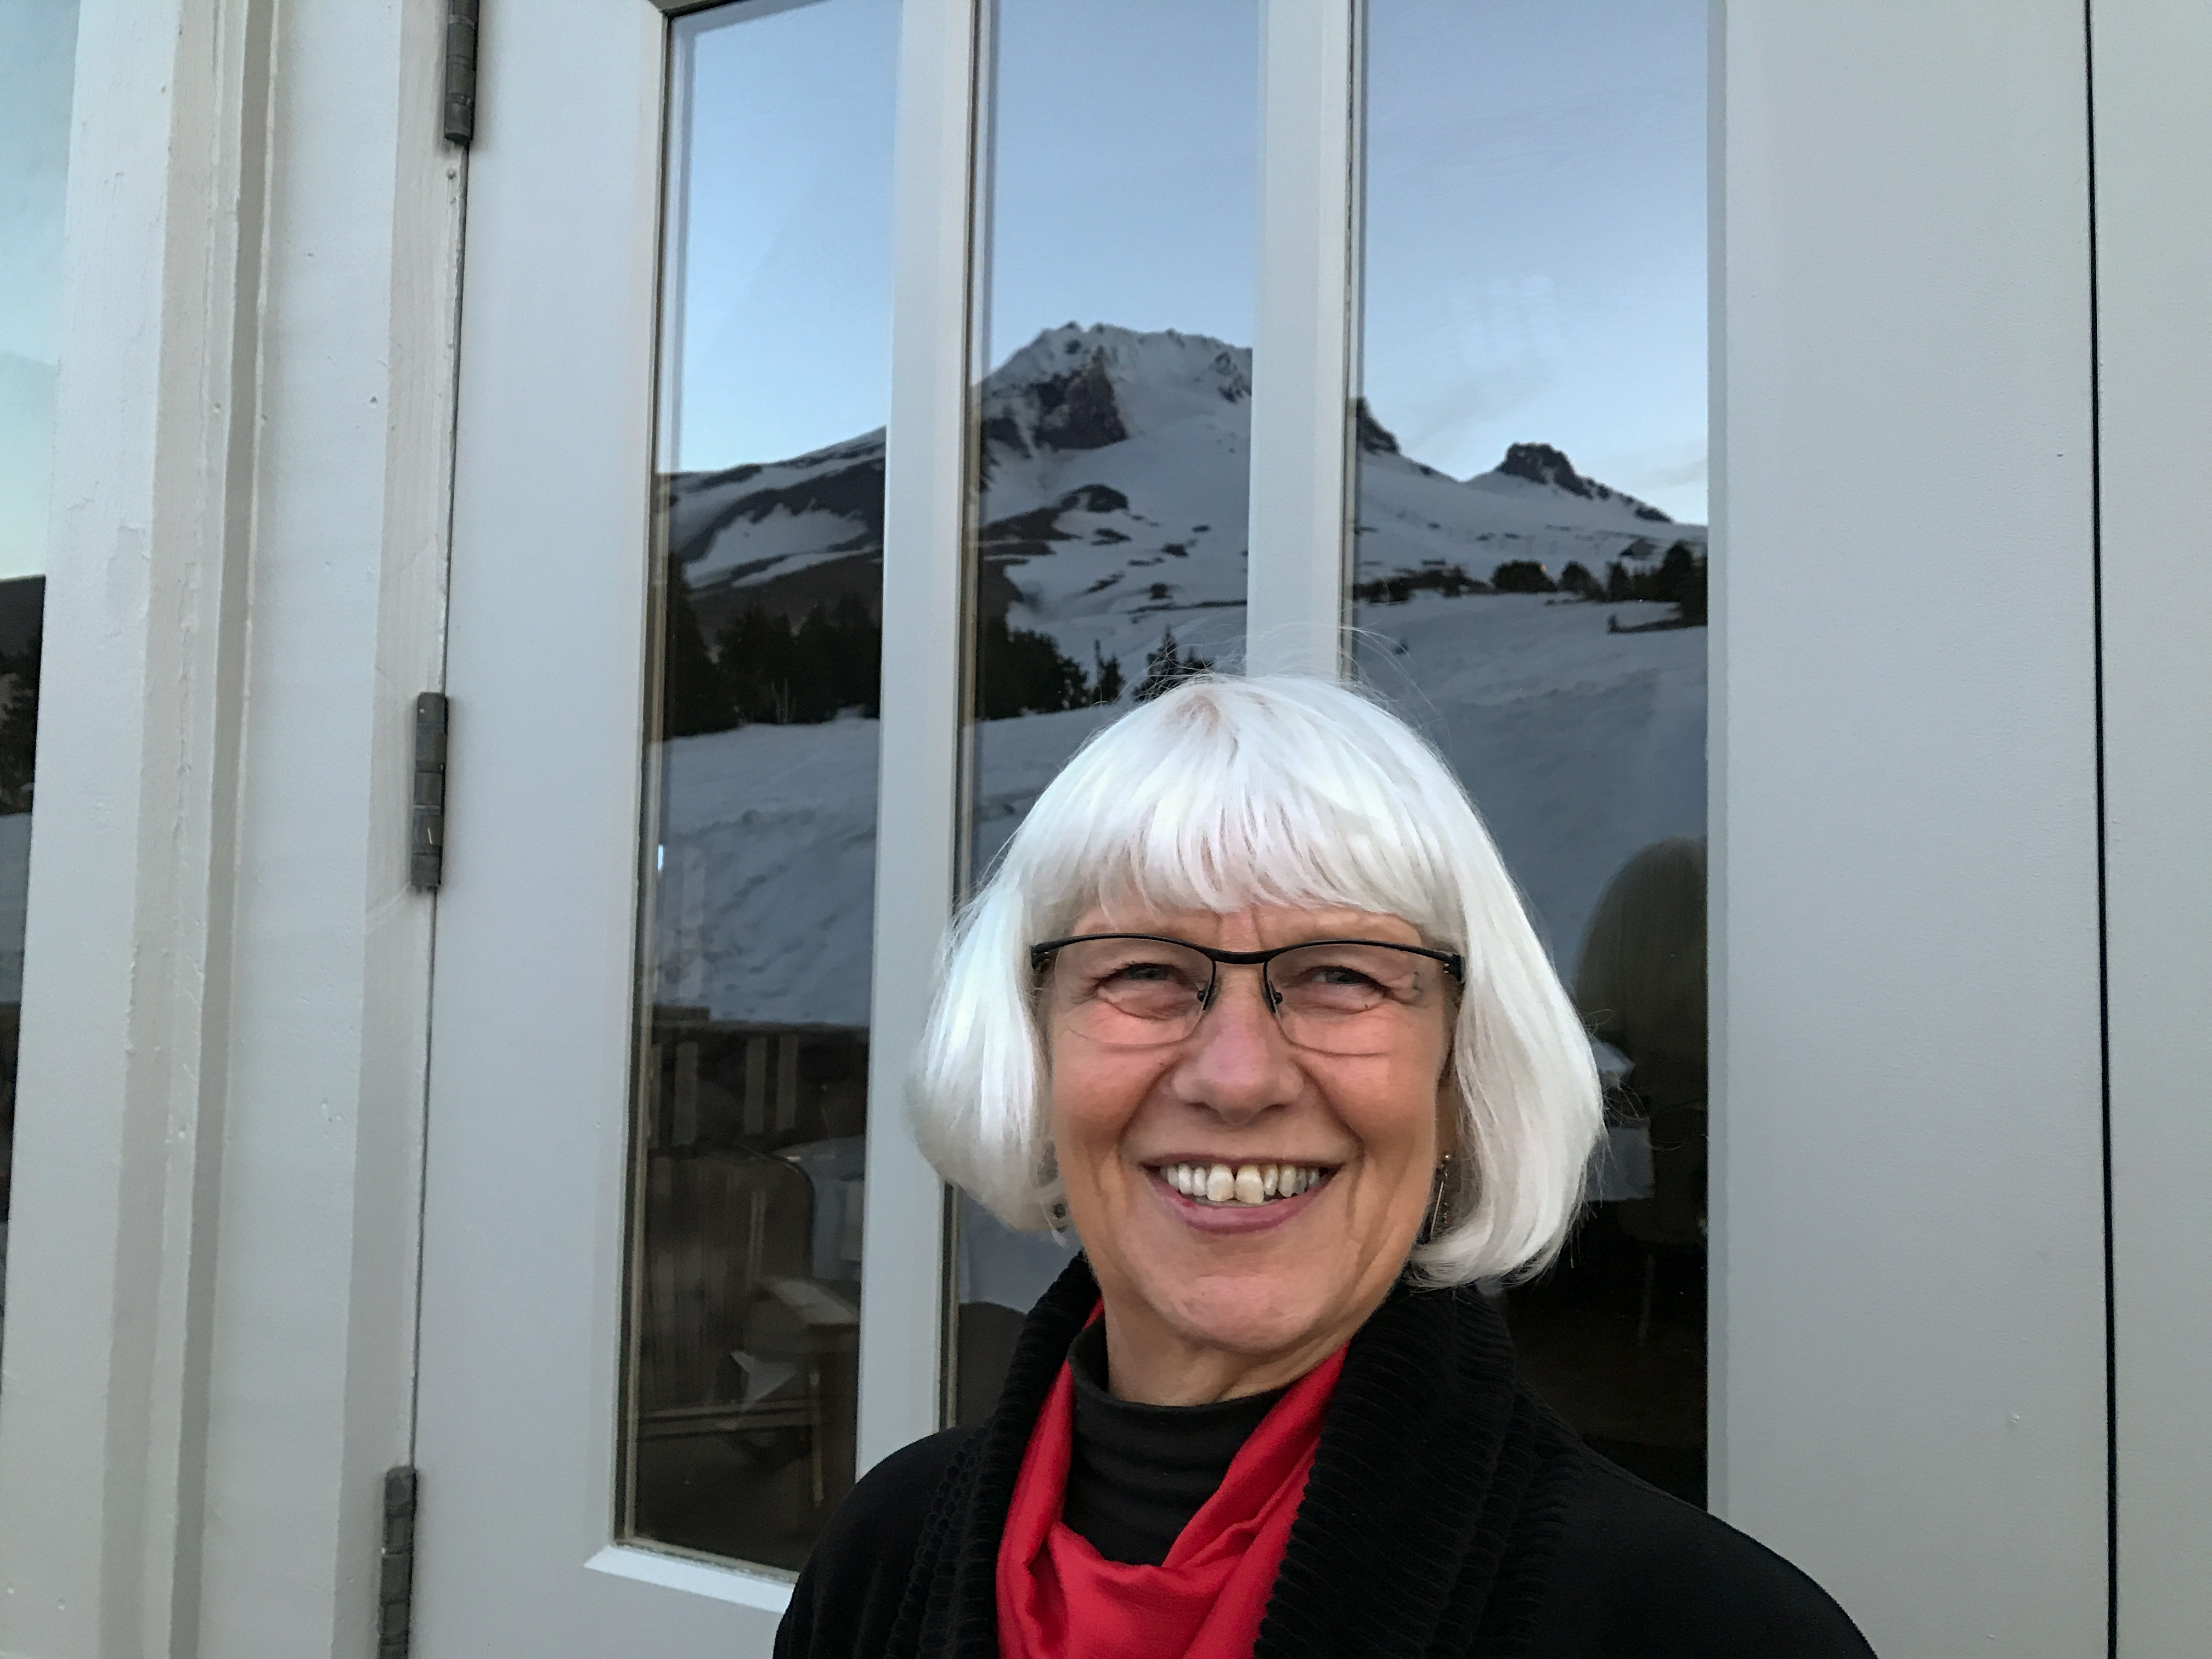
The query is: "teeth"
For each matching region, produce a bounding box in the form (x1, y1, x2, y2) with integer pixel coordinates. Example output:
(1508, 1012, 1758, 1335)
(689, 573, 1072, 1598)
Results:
(1161, 1161, 1328, 1206)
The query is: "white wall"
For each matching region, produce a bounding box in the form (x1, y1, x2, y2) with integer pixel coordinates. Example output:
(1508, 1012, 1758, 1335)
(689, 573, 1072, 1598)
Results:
(1715, 5, 2108, 1654)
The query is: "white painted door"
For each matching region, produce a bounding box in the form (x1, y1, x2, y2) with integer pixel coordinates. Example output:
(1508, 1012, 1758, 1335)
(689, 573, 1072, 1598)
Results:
(410, 0, 950, 1648)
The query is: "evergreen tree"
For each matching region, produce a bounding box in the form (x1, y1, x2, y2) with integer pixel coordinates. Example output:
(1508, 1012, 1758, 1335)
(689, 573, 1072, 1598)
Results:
(1133, 629, 1215, 703)
(661, 565, 736, 737)
(975, 613, 1093, 719)
(1489, 560, 1558, 594)
(1350, 564, 1486, 604)
(1660, 543, 1707, 625)
(1091, 641, 1125, 705)
(1596, 542, 1707, 628)
(1559, 561, 1599, 599)
(0, 625, 38, 814)
(718, 593, 883, 725)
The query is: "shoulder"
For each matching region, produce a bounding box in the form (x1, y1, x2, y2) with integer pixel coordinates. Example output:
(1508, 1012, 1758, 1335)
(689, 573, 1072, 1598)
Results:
(774, 1427, 976, 1659)
(1527, 1450, 1879, 1658)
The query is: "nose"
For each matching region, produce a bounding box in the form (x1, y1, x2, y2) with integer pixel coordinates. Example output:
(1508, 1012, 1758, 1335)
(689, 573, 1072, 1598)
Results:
(1168, 964, 1302, 1122)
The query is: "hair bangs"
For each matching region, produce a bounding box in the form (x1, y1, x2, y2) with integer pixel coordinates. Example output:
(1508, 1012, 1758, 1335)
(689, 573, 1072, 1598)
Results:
(1012, 676, 1454, 942)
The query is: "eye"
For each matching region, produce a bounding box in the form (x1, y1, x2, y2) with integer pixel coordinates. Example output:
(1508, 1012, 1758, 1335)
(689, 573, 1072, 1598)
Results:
(1305, 962, 1387, 990)
(1275, 961, 1389, 1007)
(1102, 957, 1190, 986)
(1271, 944, 1428, 1014)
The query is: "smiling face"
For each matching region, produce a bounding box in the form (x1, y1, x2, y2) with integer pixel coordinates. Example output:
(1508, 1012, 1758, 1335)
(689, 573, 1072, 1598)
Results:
(1044, 901, 1458, 1404)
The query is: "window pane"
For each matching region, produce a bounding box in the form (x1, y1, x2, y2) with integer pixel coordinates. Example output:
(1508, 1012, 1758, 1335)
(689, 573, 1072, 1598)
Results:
(623, 0, 896, 1572)
(0, 0, 72, 1378)
(955, 0, 1261, 1424)
(1354, 0, 1709, 1504)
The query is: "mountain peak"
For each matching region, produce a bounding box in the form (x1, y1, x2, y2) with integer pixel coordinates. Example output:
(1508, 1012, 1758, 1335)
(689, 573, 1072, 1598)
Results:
(979, 323, 1251, 461)
(986, 321, 1251, 399)
(1495, 442, 1594, 494)
(1487, 442, 1672, 523)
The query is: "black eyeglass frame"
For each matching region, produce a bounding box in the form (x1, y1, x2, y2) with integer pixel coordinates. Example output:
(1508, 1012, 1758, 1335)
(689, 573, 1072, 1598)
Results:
(1028, 932, 1466, 1009)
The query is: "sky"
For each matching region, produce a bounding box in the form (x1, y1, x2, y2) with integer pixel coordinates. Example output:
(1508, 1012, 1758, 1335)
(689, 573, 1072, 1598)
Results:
(0, 0, 82, 580)
(1362, 0, 1707, 520)
(980, 0, 1259, 372)
(665, 0, 901, 475)
(664, 0, 1708, 522)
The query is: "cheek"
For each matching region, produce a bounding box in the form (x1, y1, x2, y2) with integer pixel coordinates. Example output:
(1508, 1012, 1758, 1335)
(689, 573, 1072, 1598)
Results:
(1336, 1052, 1449, 1176)
(1045, 1032, 1154, 1167)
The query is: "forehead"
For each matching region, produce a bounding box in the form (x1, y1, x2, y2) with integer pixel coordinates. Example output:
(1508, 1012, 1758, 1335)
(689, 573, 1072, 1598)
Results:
(1068, 898, 1427, 950)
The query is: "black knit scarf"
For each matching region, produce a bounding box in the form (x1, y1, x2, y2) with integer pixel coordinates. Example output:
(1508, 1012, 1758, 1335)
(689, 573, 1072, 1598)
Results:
(884, 1256, 1582, 1659)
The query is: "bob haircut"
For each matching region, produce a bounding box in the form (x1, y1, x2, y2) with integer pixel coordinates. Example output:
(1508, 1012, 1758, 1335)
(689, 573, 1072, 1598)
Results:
(910, 673, 1602, 1286)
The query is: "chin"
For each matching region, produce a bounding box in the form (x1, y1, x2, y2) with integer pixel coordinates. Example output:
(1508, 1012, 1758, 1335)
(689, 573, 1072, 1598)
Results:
(1154, 1266, 1339, 1360)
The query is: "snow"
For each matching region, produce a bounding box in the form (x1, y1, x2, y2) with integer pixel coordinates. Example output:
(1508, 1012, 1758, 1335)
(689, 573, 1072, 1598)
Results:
(652, 718, 883, 1026)
(656, 592, 1702, 1022)
(1353, 593, 1704, 967)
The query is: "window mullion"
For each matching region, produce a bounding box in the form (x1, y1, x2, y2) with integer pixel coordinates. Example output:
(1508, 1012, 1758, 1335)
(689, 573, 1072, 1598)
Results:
(857, 0, 985, 1474)
(1247, 0, 1361, 677)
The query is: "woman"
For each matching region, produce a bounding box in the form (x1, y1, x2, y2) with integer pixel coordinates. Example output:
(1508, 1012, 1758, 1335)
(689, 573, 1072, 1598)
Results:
(776, 675, 1874, 1658)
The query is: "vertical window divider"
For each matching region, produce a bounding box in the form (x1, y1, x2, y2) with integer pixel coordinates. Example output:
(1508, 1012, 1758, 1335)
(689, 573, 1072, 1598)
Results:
(860, 0, 985, 1474)
(1247, 0, 1363, 677)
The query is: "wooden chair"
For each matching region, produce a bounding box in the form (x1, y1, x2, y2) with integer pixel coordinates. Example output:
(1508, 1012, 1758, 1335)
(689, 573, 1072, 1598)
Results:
(633, 1147, 857, 1507)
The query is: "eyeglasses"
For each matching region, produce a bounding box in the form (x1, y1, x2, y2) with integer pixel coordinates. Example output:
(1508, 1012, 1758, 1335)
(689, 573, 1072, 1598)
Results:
(1029, 933, 1464, 1055)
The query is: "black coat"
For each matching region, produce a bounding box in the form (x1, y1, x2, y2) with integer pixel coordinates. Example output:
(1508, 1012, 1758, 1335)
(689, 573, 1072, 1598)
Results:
(776, 1258, 1877, 1658)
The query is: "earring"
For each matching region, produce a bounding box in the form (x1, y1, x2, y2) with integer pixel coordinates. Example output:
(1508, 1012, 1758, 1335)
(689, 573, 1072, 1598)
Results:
(1420, 1152, 1453, 1244)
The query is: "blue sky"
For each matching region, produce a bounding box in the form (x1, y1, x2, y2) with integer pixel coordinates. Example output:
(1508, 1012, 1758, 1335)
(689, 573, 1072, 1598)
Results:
(666, 0, 1707, 520)
(1363, 0, 1707, 520)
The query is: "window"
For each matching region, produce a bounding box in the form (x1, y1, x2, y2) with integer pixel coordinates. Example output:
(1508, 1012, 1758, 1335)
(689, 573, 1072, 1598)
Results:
(1352, 0, 1709, 1502)
(622, 0, 899, 1570)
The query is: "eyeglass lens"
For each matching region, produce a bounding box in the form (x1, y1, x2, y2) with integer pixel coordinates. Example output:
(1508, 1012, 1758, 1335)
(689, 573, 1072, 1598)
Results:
(1045, 936, 1449, 1054)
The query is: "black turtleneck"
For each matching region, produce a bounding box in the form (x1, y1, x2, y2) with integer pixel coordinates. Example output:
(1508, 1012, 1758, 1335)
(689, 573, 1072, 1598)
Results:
(1059, 1319, 1288, 1566)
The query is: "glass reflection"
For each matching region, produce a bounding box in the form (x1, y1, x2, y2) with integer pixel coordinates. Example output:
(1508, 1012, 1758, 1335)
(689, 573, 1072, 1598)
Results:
(955, 0, 1261, 1423)
(0, 0, 74, 1373)
(1353, 0, 1709, 1502)
(623, 0, 896, 1571)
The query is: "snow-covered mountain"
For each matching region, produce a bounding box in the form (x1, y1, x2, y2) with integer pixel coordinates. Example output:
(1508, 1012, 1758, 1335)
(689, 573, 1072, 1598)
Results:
(663, 323, 1702, 687)
(653, 324, 1707, 1025)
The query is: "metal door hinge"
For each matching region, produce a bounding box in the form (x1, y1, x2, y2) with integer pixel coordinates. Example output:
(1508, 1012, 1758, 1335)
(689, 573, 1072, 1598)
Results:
(443, 0, 479, 145)
(411, 693, 448, 891)
(378, 1466, 419, 1658)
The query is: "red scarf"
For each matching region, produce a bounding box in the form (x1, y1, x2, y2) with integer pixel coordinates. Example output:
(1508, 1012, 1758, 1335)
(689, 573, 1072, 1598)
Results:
(995, 1344, 1345, 1659)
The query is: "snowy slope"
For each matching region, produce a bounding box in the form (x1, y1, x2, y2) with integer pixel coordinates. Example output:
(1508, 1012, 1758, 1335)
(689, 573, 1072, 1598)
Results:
(656, 599, 1700, 1021)
(653, 323, 1705, 1023)
(1356, 596, 1703, 967)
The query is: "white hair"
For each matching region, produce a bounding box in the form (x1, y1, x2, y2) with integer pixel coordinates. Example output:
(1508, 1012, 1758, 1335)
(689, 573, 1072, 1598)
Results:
(910, 673, 1602, 1285)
